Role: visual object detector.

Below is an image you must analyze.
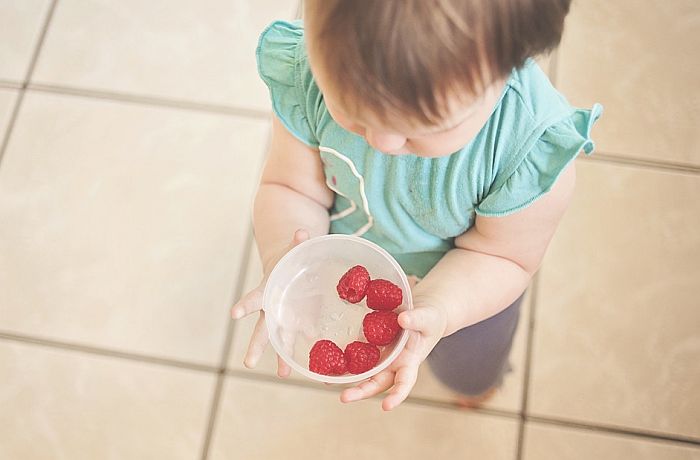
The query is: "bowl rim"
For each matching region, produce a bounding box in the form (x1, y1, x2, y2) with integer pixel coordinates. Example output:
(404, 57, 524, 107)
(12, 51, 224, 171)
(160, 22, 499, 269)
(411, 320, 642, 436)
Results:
(262, 234, 412, 384)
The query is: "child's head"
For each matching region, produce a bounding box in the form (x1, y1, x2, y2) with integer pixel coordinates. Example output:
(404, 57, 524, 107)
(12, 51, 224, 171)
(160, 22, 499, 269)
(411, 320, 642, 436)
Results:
(305, 0, 571, 157)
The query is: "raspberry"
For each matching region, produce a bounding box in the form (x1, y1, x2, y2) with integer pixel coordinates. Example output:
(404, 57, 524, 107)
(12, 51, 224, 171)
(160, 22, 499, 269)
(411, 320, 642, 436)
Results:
(336, 265, 370, 303)
(309, 340, 346, 376)
(344, 341, 380, 374)
(365, 279, 403, 311)
(363, 311, 402, 346)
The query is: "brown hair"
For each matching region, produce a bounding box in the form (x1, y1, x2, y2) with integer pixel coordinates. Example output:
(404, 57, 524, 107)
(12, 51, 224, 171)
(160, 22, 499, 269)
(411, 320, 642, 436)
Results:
(305, 0, 571, 126)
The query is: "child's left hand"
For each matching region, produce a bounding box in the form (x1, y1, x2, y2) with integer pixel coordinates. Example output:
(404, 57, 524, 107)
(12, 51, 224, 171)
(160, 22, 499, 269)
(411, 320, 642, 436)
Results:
(339, 300, 448, 411)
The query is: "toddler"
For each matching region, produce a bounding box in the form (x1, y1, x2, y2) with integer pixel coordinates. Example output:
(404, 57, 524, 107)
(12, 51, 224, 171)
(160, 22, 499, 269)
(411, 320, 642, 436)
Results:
(232, 0, 602, 410)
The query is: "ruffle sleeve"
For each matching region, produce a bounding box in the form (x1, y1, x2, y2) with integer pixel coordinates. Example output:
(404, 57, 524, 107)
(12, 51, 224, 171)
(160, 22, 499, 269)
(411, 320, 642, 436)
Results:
(256, 20, 319, 147)
(476, 103, 603, 217)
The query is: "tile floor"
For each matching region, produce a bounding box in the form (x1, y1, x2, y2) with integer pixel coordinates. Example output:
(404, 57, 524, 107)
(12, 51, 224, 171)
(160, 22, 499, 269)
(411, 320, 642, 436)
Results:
(0, 0, 698, 459)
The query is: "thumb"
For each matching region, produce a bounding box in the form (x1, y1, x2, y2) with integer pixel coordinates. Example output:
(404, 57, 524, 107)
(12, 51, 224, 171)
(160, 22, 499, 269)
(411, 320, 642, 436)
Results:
(398, 307, 442, 334)
(291, 228, 310, 247)
(231, 285, 264, 319)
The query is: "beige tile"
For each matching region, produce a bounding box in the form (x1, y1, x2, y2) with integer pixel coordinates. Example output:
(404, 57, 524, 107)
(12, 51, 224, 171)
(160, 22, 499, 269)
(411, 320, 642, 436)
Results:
(412, 291, 531, 413)
(556, 0, 700, 166)
(209, 377, 519, 460)
(523, 422, 700, 460)
(530, 160, 700, 438)
(0, 88, 18, 137)
(0, 92, 269, 365)
(32, 0, 298, 110)
(0, 0, 51, 83)
(0, 340, 214, 460)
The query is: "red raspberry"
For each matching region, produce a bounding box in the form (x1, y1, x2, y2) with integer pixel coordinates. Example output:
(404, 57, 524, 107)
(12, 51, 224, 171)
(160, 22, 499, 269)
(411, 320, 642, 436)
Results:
(336, 265, 370, 303)
(365, 279, 403, 311)
(309, 340, 346, 376)
(344, 341, 380, 374)
(363, 311, 402, 346)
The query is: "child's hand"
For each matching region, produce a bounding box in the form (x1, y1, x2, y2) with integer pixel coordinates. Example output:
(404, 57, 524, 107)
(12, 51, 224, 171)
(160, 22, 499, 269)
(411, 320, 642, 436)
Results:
(230, 229, 310, 378)
(340, 299, 448, 411)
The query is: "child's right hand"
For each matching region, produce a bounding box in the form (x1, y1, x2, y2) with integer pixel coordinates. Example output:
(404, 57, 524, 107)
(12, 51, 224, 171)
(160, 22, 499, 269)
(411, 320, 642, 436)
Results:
(230, 228, 310, 378)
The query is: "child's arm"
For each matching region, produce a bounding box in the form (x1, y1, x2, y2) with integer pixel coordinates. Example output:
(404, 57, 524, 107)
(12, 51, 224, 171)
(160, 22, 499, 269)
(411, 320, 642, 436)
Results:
(415, 163, 577, 335)
(231, 115, 333, 373)
(341, 164, 577, 410)
(253, 115, 334, 273)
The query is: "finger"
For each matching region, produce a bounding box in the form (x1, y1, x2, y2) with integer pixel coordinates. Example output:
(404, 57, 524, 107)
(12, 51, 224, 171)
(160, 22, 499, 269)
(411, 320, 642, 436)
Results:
(398, 307, 440, 333)
(402, 329, 438, 364)
(277, 354, 291, 378)
(382, 364, 419, 411)
(340, 370, 394, 403)
(234, 229, 308, 321)
(243, 313, 269, 369)
(276, 326, 296, 378)
(231, 285, 264, 319)
(403, 330, 424, 356)
(291, 228, 310, 246)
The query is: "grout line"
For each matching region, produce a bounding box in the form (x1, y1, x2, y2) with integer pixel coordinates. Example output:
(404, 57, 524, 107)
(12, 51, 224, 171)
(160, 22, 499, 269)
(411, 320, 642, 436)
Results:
(0, 89, 26, 167)
(517, 420, 528, 460)
(199, 227, 256, 460)
(224, 367, 700, 450)
(295, 0, 303, 19)
(199, 123, 269, 459)
(579, 152, 700, 175)
(224, 369, 700, 449)
(23, 0, 59, 88)
(20, 72, 700, 176)
(525, 415, 700, 448)
(27, 83, 271, 120)
(0, 331, 218, 373)
(0, 80, 23, 90)
(219, 227, 256, 369)
(0, 0, 59, 168)
(199, 370, 226, 460)
(3, 330, 697, 449)
(216, 119, 271, 372)
(516, 274, 541, 460)
(224, 368, 519, 420)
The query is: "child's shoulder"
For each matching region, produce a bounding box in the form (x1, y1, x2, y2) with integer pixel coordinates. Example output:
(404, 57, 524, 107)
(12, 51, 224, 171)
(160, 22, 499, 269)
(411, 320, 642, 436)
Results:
(503, 59, 576, 125)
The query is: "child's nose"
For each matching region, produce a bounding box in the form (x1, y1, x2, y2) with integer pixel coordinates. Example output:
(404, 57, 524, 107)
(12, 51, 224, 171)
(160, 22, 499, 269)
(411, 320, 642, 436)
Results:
(365, 129, 406, 154)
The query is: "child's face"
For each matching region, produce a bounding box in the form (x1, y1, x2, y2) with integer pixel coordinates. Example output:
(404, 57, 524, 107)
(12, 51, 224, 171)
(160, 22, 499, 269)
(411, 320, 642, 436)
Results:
(312, 62, 505, 158)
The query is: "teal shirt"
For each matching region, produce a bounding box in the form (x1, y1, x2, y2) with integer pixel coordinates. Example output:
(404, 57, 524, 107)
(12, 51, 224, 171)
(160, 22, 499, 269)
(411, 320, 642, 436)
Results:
(257, 20, 603, 278)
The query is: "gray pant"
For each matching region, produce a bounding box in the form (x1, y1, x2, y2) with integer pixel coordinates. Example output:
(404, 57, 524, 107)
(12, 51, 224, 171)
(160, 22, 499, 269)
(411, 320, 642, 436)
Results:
(426, 292, 524, 396)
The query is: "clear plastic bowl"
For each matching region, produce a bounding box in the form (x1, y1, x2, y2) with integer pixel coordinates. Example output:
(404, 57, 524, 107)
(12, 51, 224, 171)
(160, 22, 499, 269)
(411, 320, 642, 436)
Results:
(263, 234, 412, 384)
